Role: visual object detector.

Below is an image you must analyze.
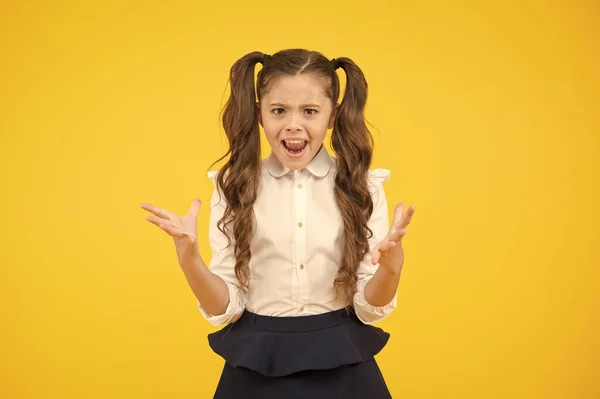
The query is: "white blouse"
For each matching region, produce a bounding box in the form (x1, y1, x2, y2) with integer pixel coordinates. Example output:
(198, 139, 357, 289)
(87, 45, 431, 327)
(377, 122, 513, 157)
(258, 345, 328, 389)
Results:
(198, 145, 397, 326)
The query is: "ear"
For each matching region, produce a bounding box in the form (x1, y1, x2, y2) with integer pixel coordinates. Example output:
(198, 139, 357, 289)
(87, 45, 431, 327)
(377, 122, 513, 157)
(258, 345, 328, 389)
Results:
(257, 102, 263, 127)
(328, 103, 340, 129)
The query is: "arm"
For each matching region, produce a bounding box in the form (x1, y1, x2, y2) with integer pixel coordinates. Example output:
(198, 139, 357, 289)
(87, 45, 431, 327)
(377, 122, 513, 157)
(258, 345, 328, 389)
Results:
(195, 171, 247, 326)
(353, 169, 398, 324)
(179, 251, 230, 317)
(363, 259, 402, 307)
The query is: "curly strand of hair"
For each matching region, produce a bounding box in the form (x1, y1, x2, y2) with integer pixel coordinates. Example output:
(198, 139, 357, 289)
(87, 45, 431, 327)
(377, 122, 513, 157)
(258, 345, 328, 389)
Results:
(209, 51, 264, 290)
(330, 57, 375, 304)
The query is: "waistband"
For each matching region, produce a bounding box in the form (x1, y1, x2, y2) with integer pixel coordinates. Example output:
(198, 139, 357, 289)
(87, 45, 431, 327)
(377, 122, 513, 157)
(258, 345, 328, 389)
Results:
(235, 307, 357, 333)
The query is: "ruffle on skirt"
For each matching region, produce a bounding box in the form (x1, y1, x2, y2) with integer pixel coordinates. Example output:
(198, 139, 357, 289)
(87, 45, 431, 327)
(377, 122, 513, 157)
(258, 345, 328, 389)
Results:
(207, 307, 390, 377)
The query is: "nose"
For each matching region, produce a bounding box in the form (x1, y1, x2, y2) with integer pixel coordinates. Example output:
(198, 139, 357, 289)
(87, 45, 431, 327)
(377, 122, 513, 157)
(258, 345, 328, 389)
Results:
(285, 112, 303, 132)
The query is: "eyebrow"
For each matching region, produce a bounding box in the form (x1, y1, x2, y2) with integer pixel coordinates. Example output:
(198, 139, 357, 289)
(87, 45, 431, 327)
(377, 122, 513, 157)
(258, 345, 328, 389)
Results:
(268, 102, 322, 108)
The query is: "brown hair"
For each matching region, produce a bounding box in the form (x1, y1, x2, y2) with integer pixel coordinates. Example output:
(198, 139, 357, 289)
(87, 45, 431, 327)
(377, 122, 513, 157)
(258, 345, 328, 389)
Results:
(210, 49, 374, 303)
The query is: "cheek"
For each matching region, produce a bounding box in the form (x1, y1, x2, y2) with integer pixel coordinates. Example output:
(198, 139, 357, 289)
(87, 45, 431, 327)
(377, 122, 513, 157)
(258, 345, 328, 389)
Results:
(309, 118, 330, 137)
(262, 121, 281, 142)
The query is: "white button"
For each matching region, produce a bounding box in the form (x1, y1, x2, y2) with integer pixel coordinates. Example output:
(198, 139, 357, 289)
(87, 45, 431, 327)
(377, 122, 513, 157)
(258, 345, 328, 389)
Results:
(297, 222, 303, 227)
(300, 305, 305, 311)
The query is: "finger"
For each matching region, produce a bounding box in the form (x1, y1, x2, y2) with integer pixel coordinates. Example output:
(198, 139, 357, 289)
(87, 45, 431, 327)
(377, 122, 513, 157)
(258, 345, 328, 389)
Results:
(372, 241, 397, 264)
(392, 203, 405, 225)
(140, 203, 176, 220)
(146, 215, 167, 227)
(146, 215, 175, 231)
(397, 206, 416, 229)
(379, 240, 396, 252)
(388, 228, 408, 242)
(147, 217, 183, 237)
(186, 199, 202, 218)
(372, 249, 381, 265)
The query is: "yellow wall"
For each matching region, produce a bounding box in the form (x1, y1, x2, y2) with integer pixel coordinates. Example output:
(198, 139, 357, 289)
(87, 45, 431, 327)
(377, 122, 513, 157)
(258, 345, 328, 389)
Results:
(1, 1, 598, 398)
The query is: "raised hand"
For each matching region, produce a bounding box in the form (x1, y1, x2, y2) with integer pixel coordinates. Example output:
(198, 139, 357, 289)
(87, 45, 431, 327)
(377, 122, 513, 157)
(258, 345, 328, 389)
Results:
(371, 202, 416, 270)
(140, 199, 202, 266)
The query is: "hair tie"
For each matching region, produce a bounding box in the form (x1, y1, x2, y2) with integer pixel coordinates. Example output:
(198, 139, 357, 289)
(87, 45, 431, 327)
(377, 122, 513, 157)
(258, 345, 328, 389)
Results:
(261, 53, 270, 65)
(331, 58, 339, 70)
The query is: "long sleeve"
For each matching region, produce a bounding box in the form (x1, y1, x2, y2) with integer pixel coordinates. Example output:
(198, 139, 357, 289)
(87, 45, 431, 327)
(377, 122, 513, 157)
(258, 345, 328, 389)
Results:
(197, 171, 247, 326)
(353, 169, 397, 325)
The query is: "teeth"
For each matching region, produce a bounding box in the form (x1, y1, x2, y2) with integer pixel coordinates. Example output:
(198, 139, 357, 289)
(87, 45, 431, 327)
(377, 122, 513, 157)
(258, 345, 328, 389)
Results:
(284, 140, 306, 143)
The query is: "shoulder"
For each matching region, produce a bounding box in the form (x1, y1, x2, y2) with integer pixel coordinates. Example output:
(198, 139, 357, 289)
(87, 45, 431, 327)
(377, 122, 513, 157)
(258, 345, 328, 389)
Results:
(207, 169, 231, 183)
(207, 162, 271, 179)
(368, 168, 391, 185)
(208, 162, 273, 185)
(207, 170, 218, 181)
(366, 168, 390, 205)
(330, 158, 390, 184)
(206, 171, 227, 206)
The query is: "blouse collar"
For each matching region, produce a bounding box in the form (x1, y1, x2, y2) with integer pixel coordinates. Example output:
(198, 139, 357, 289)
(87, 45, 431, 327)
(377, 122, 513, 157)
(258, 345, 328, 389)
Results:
(266, 144, 332, 178)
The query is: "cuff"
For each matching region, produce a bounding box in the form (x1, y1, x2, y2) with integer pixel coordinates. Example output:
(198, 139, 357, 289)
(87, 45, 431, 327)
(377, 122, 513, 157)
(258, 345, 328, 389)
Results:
(353, 279, 397, 325)
(197, 283, 243, 326)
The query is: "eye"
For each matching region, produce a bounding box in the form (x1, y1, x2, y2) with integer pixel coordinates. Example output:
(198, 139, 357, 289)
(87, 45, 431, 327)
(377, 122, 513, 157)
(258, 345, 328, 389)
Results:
(304, 109, 317, 115)
(272, 108, 285, 115)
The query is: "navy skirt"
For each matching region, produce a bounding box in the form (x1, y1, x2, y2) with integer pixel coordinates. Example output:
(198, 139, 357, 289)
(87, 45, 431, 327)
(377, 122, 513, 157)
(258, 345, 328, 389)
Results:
(207, 307, 392, 398)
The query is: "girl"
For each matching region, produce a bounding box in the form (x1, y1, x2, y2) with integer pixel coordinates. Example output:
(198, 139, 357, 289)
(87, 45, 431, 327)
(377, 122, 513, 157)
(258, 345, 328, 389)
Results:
(141, 48, 415, 398)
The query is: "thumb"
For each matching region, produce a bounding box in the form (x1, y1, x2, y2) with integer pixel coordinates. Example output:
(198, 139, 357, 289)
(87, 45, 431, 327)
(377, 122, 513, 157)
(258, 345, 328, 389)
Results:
(186, 198, 202, 218)
(371, 248, 380, 265)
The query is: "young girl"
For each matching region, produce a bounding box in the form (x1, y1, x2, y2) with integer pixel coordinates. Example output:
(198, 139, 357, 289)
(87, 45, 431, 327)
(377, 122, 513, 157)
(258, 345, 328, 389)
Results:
(141, 48, 415, 398)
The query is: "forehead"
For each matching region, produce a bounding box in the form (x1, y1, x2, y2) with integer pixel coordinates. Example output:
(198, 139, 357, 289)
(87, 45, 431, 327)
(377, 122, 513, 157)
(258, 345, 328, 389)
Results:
(262, 73, 330, 104)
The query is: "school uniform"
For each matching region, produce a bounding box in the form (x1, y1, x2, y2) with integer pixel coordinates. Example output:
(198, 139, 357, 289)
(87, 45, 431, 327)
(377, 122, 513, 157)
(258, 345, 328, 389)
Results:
(199, 145, 396, 398)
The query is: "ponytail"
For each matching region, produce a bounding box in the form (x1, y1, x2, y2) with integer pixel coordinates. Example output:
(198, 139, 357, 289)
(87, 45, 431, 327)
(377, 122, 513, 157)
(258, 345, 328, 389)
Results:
(330, 57, 375, 303)
(211, 51, 265, 288)
(331, 57, 373, 178)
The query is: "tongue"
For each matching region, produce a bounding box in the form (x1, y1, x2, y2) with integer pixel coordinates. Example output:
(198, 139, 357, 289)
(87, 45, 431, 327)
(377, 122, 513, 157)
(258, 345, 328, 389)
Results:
(286, 141, 306, 151)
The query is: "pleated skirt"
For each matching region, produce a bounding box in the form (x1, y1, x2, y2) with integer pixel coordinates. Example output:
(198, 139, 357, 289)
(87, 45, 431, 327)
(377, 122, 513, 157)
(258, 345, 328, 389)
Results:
(207, 307, 392, 398)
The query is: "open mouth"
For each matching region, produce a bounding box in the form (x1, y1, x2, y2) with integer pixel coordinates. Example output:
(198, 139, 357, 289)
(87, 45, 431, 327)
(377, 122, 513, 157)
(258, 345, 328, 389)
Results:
(281, 139, 308, 158)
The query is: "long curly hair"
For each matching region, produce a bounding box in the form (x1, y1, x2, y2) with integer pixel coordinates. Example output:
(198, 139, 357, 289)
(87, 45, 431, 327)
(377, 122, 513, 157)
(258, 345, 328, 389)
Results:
(210, 48, 374, 303)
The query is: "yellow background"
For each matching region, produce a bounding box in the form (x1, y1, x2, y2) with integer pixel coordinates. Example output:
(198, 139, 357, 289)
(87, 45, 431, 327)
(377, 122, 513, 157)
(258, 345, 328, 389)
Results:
(1, 1, 598, 398)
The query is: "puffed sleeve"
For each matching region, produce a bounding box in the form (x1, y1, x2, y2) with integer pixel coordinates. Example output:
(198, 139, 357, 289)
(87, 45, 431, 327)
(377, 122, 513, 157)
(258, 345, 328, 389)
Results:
(197, 171, 247, 326)
(353, 168, 397, 325)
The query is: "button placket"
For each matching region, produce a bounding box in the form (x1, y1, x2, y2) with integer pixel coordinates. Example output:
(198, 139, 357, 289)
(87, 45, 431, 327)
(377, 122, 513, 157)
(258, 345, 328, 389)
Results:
(294, 169, 308, 313)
